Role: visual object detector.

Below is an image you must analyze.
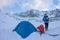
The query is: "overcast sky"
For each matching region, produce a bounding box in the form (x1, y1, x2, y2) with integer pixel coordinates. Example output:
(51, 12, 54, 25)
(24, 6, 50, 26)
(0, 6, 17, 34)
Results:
(0, 0, 60, 13)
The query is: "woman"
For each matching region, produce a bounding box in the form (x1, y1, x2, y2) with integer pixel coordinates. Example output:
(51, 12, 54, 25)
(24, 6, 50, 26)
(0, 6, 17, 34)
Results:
(43, 14, 49, 31)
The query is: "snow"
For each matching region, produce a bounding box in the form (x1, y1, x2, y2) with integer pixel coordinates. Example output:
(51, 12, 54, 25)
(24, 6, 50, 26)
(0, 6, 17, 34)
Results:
(0, 13, 60, 40)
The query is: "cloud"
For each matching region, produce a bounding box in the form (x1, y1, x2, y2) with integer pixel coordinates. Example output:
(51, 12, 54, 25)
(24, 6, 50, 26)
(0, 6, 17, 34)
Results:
(20, 0, 53, 11)
(0, 0, 55, 13)
(0, 0, 14, 10)
(56, 0, 60, 9)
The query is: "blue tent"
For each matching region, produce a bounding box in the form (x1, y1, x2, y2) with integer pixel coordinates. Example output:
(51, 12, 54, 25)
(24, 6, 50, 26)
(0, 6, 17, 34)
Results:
(13, 21, 37, 38)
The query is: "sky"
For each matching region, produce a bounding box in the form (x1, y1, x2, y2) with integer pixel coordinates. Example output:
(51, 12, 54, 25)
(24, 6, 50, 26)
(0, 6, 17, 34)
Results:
(0, 0, 60, 13)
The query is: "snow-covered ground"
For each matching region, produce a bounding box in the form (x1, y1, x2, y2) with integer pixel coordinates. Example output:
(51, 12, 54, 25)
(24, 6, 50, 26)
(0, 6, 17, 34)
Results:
(0, 13, 60, 40)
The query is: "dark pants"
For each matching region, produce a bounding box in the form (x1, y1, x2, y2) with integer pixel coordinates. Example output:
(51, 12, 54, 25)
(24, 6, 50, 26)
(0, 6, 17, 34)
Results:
(45, 23, 48, 31)
(38, 30, 43, 36)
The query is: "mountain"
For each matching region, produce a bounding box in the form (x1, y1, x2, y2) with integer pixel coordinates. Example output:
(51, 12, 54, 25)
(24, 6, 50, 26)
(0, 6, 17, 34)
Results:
(14, 9, 40, 17)
(49, 9, 60, 22)
(13, 9, 60, 17)
(6, 8, 60, 22)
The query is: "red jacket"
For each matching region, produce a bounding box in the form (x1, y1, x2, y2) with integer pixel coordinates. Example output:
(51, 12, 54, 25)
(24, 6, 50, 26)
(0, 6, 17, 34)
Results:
(37, 25, 44, 33)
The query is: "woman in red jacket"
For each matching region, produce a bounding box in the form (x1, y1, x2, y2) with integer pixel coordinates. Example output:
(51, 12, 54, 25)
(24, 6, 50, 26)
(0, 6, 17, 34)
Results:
(37, 25, 45, 35)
